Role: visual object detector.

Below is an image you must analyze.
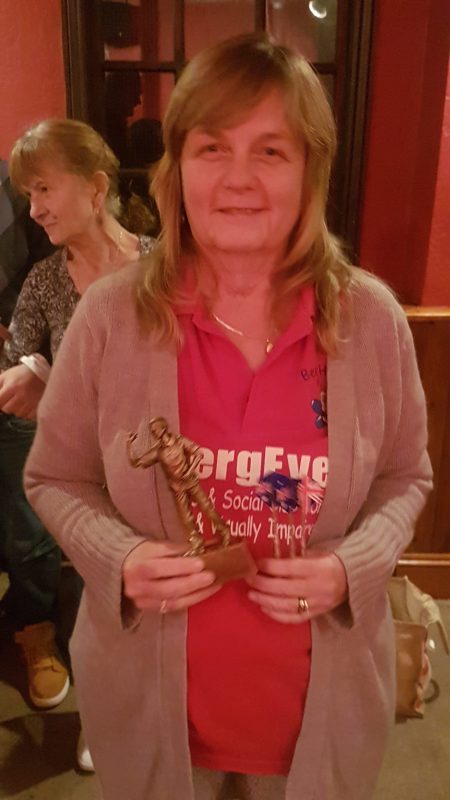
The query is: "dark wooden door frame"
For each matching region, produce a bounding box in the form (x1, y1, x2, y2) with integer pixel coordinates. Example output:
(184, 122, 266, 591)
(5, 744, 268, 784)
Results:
(60, 0, 374, 256)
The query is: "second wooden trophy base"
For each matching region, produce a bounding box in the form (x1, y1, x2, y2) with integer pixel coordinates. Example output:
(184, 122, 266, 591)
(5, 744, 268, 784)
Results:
(197, 539, 257, 585)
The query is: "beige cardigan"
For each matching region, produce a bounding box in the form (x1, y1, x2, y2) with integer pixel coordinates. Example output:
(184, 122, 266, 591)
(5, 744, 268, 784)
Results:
(25, 263, 432, 800)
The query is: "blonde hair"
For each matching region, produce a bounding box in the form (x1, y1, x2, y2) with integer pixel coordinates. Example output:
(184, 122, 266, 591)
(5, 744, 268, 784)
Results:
(138, 32, 356, 353)
(9, 118, 121, 217)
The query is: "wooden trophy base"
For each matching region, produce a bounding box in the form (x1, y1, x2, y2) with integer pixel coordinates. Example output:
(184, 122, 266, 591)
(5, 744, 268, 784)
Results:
(199, 540, 257, 585)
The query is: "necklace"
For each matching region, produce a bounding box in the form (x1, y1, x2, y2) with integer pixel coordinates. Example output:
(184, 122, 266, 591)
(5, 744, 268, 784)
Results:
(116, 228, 124, 254)
(212, 312, 275, 354)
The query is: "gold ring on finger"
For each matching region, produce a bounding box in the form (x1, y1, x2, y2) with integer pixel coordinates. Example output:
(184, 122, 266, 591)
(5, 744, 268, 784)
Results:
(297, 596, 309, 615)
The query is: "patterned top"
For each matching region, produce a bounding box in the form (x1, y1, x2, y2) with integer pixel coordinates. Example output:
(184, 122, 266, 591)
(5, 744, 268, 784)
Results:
(0, 235, 154, 371)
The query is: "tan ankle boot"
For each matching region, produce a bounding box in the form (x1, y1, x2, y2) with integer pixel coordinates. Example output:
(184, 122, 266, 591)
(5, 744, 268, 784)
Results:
(15, 621, 70, 708)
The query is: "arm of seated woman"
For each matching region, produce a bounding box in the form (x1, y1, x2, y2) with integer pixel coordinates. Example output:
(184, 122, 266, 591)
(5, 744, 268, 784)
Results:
(0, 363, 46, 419)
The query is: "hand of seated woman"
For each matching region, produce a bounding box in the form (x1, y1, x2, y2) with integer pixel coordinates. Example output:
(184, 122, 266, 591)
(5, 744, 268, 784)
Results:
(122, 540, 219, 613)
(246, 552, 348, 624)
(0, 364, 46, 419)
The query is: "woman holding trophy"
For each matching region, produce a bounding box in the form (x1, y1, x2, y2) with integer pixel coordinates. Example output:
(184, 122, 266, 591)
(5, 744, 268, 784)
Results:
(24, 34, 431, 800)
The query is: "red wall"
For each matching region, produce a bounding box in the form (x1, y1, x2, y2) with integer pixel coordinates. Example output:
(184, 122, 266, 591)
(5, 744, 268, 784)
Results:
(0, 0, 66, 156)
(359, 0, 450, 305)
(422, 63, 450, 305)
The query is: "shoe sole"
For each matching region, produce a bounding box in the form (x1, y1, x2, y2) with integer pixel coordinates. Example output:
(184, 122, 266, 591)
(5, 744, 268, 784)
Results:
(30, 675, 70, 708)
(77, 734, 95, 771)
(77, 753, 95, 772)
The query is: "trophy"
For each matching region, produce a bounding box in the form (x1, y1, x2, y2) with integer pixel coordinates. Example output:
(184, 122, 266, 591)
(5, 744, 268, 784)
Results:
(127, 417, 257, 584)
(256, 471, 325, 558)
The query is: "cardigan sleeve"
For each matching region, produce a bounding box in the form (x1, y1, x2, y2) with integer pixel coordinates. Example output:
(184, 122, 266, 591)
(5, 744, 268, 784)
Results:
(332, 296, 433, 627)
(24, 289, 147, 628)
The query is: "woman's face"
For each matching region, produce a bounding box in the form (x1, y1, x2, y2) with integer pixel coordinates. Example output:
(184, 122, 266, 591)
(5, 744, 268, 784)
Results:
(180, 89, 306, 263)
(24, 163, 98, 247)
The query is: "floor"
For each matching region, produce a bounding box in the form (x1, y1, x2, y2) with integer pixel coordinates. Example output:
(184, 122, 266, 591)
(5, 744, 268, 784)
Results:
(1, 569, 449, 800)
(0, 568, 101, 799)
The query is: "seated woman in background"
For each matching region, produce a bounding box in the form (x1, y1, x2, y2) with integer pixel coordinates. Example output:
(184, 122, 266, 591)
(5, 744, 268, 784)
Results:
(24, 35, 431, 800)
(0, 118, 153, 768)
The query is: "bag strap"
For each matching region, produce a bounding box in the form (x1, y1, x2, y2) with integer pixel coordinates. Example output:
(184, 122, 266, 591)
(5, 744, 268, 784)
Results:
(431, 619, 450, 654)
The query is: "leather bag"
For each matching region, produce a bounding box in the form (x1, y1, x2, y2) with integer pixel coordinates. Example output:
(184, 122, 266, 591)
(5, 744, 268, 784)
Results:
(388, 576, 450, 718)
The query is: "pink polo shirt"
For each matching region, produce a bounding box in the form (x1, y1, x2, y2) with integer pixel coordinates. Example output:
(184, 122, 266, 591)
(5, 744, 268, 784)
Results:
(177, 285, 328, 775)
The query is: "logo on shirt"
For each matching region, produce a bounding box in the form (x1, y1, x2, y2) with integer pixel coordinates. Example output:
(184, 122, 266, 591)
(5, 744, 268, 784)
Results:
(311, 391, 327, 429)
(198, 446, 328, 487)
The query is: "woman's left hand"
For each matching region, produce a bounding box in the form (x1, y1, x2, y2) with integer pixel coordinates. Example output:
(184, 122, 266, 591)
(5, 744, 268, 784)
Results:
(246, 552, 348, 624)
(0, 364, 46, 419)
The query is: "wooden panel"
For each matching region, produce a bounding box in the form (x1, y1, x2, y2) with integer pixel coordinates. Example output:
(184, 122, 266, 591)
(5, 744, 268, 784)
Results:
(405, 308, 450, 556)
(395, 308, 450, 597)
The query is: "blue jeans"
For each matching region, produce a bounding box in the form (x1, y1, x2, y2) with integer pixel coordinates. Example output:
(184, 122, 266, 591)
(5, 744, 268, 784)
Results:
(0, 412, 62, 628)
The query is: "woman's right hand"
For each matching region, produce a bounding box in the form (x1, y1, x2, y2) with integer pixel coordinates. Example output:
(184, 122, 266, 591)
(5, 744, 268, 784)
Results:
(122, 540, 218, 613)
